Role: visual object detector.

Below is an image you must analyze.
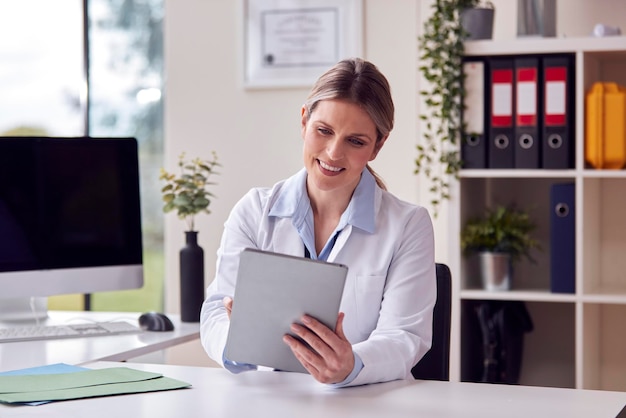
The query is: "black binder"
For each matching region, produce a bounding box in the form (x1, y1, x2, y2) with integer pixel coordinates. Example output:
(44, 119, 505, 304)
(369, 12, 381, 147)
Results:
(462, 58, 487, 169)
(542, 54, 575, 169)
(488, 58, 515, 168)
(514, 56, 541, 168)
(550, 182, 575, 293)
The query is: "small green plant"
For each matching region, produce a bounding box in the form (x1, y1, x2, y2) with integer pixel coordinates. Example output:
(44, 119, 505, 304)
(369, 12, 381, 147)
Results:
(160, 152, 220, 231)
(461, 205, 540, 263)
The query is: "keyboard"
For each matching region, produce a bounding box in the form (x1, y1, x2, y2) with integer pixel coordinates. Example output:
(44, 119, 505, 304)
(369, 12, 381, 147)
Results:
(0, 321, 143, 343)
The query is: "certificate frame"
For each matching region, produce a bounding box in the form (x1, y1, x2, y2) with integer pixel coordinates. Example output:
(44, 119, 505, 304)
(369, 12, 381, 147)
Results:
(243, 0, 363, 89)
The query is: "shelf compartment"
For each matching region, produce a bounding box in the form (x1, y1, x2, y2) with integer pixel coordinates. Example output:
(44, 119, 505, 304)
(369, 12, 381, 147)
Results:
(460, 177, 572, 292)
(581, 178, 626, 296)
(582, 303, 626, 391)
(461, 300, 575, 389)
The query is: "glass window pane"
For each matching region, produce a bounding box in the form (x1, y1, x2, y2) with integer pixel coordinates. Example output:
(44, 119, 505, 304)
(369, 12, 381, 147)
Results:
(0, 0, 84, 136)
(88, 0, 165, 313)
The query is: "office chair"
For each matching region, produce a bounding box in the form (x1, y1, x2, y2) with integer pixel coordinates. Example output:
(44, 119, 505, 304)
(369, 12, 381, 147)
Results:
(411, 263, 452, 381)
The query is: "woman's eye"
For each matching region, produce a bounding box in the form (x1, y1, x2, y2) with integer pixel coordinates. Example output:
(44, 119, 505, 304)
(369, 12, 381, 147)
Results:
(348, 137, 365, 146)
(317, 127, 331, 135)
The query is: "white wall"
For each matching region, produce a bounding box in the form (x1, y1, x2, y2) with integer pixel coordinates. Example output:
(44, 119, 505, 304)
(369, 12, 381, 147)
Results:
(163, 0, 420, 318)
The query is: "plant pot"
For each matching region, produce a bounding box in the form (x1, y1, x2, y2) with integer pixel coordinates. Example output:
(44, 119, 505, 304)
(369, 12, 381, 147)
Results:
(479, 252, 512, 291)
(461, 7, 494, 40)
(179, 231, 205, 322)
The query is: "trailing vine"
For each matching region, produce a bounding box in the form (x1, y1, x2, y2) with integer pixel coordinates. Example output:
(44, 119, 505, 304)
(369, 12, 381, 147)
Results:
(415, 0, 480, 217)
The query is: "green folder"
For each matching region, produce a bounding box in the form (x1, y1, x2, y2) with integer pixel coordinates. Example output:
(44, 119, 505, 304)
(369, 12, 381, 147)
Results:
(0, 366, 191, 405)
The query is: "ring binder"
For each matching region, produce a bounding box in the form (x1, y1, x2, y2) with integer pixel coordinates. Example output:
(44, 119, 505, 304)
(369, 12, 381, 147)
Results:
(514, 57, 540, 168)
(488, 58, 515, 168)
(550, 182, 575, 293)
(462, 58, 488, 169)
(542, 54, 575, 169)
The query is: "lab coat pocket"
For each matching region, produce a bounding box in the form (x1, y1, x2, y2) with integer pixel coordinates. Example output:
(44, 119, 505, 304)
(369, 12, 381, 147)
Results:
(355, 275, 386, 334)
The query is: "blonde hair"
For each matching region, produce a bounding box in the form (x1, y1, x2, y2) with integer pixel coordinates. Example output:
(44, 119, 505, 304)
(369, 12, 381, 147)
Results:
(303, 58, 394, 190)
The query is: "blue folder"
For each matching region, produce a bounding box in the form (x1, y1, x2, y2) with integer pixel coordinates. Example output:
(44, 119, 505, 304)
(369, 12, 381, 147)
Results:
(550, 183, 575, 293)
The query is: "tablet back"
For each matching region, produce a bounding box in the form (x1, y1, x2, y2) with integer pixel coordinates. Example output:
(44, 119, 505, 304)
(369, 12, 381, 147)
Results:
(224, 248, 348, 373)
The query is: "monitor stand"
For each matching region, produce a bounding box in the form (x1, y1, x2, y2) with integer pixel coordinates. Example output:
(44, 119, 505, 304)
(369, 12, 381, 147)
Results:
(0, 297, 48, 323)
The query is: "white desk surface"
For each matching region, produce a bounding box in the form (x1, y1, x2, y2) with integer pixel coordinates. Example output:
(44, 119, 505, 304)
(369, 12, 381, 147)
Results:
(0, 311, 199, 373)
(1, 361, 624, 418)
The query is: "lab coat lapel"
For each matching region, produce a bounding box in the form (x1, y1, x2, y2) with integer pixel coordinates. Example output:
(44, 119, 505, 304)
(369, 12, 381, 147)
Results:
(327, 225, 352, 262)
(270, 219, 306, 257)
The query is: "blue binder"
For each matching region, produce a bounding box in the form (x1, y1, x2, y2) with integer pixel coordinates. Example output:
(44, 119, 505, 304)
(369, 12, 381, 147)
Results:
(550, 183, 575, 293)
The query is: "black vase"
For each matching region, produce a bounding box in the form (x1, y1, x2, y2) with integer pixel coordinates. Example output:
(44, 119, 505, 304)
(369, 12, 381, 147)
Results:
(179, 231, 205, 322)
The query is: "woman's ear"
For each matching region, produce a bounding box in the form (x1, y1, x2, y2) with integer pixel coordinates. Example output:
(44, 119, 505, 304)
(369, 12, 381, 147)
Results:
(369, 135, 389, 161)
(300, 106, 308, 137)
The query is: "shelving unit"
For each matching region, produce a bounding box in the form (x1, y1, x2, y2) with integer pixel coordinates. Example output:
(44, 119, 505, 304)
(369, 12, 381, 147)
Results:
(448, 36, 626, 391)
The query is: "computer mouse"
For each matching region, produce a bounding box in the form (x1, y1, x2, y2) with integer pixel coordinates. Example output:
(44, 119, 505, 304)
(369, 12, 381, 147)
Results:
(138, 312, 175, 332)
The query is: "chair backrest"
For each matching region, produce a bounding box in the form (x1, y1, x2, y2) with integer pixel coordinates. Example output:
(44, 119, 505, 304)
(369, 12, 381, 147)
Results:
(411, 263, 452, 381)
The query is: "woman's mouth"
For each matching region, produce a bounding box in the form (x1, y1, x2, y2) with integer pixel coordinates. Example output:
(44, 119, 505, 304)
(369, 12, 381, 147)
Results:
(318, 159, 343, 173)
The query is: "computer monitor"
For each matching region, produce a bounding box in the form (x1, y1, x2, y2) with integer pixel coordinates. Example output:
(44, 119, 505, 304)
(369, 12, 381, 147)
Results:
(0, 137, 144, 321)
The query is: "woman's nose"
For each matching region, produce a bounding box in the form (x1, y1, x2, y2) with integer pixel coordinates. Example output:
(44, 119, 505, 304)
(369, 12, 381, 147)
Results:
(326, 137, 343, 161)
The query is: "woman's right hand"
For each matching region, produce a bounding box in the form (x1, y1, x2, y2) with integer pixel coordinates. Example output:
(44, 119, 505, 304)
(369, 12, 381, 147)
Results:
(223, 296, 233, 319)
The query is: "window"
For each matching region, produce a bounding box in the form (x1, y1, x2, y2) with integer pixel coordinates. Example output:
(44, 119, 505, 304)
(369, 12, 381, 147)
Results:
(0, 0, 165, 313)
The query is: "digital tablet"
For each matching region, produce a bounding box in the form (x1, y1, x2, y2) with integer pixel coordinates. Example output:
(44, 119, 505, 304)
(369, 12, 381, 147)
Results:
(224, 248, 348, 373)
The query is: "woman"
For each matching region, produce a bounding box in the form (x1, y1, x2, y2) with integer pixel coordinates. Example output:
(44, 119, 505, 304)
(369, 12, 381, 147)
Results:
(200, 57, 436, 387)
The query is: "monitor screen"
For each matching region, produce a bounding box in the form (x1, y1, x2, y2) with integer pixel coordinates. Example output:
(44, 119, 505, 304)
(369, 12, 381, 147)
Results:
(0, 137, 143, 315)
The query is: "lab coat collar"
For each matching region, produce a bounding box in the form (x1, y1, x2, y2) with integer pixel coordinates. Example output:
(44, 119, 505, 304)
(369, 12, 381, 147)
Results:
(268, 168, 377, 234)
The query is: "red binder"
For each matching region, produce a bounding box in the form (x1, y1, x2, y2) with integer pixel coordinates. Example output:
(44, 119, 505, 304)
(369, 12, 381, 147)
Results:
(488, 58, 515, 168)
(542, 54, 575, 169)
(514, 57, 540, 168)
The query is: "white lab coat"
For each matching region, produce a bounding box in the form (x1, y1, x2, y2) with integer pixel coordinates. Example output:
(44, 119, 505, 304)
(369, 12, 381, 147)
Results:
(200, 171, 436, 387)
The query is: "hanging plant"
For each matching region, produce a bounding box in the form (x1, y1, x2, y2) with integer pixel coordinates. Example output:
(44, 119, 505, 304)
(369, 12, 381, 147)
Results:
(415, 0, 484, 216)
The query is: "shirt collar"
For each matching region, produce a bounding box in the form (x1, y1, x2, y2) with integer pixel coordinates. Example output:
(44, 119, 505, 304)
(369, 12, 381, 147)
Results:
(269, 167, 376, 234)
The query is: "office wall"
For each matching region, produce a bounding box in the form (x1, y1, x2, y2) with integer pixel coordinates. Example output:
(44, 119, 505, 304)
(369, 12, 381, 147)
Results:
(163, 0, 420, 363)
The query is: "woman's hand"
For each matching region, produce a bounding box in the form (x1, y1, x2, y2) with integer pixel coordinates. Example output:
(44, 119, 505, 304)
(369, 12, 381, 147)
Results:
(222, 296, 233, 319)
(283, 312, 354, 384)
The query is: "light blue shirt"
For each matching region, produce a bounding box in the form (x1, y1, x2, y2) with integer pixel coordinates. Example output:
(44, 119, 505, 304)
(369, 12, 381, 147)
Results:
(268, 167, 376, 260)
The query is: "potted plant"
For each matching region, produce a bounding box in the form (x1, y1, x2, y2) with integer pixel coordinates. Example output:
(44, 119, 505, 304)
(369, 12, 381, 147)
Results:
(461, 205, 539, 290)
(160, 151, 220, 322)
(415, 0, 494, 216)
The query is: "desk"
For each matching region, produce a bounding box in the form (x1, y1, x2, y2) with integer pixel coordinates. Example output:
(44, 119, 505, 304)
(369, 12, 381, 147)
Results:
(1, 361, 624, 418)
(0, 311, 199, 373)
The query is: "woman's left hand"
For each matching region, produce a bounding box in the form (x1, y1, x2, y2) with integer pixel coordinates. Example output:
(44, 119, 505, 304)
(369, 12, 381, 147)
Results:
(283, 312, 354, 384)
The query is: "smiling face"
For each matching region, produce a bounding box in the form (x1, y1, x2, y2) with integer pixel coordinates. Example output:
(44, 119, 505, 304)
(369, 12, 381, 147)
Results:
(301, 99, 386, 198)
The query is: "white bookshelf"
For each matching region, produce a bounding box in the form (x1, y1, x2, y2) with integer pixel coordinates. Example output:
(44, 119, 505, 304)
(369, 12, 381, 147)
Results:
(448, 36, 626, 391)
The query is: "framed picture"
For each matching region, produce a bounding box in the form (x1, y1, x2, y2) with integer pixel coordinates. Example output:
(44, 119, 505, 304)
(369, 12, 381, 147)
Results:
(243, 0, 363, 89)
